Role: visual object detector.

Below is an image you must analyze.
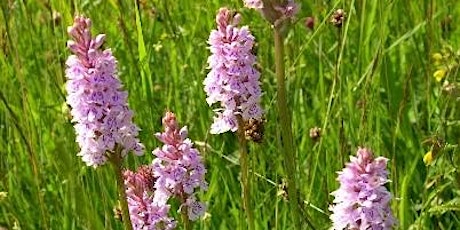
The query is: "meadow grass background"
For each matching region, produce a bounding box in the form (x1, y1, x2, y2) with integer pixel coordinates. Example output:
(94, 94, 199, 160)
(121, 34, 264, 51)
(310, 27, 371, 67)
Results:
(1, 0, 460, 229)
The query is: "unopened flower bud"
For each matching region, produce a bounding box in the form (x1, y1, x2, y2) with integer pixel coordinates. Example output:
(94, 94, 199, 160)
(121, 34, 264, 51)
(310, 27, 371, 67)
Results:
(309, 127, 321, 142)
(331, 9, 346, 28)
(305, 17, 315, 30)
(244, 118, 265, 143)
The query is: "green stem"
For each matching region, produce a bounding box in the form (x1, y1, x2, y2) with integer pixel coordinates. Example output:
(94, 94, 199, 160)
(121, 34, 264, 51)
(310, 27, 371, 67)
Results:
(110, 148, 133, 230)
(336, 27, 345, 166)
(181, 199, 192, 230)
(274, 29, 301, 228)
(237, 115, 255, 230)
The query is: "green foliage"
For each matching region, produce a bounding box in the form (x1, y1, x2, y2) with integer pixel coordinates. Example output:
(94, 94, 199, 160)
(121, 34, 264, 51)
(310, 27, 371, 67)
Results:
(0, 0, 459, 229)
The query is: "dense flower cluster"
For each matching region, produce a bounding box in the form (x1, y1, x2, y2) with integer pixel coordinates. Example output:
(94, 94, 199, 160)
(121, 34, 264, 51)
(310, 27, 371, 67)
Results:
(274, 0, 299, 20)
(65, 16, 144, 167)
(152, 112, 208, 221)
(243, 0, 299, 26)
(124, 166, 176, 230)
(329, 148, 396, 230)
(243, 0, 263, 9)
(204, 8, 263, 134)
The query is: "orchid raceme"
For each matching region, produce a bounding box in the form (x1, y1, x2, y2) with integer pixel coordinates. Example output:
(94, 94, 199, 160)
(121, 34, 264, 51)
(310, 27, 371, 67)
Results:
(124, 166, 176, 230)
(243, 0, 263, 9)
(242, 0, 299, 27)
(152, 112, 208, 221)
(65, 16, 144, 167)
(204, 7, 263, 134)
(330, 148, 396, 230)
(274, 0, 299, 19)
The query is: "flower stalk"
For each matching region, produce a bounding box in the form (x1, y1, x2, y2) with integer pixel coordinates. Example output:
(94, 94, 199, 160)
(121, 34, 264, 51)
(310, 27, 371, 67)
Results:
(180, 204, 193, 230)
(242, 1, 301, 226)
(180, 200, 192, 230)
(237, 115, 255, 230)
(274, 28, 301, 228)
(110, 147, 133, 230)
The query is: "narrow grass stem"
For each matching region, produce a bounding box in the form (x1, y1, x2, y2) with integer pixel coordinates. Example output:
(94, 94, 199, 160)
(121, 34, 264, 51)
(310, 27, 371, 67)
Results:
(237, 115, 255, 230)
(0, 92, 48, 228)
(110, 148, 133, 230)
(336, 28, 345, 165)
(274, 28, 301, 229)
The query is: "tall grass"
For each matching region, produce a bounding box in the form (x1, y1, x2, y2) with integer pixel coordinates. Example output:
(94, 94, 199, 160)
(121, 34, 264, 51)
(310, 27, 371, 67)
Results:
(1, 0, 459, 229)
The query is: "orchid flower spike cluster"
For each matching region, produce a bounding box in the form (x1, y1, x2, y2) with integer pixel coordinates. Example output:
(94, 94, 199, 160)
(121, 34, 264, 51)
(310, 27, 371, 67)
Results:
(65, 16, 144, 167)
(152, 112, 208, 221)
(329, 148, 396, 230)
(243, 0, 299, 26)
(124, 166, 176, 230)
(204, 7, 263, 134)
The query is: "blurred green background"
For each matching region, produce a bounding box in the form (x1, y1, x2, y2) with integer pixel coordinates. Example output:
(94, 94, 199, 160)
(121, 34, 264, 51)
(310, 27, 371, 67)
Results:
(1, 0, 460, 229)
